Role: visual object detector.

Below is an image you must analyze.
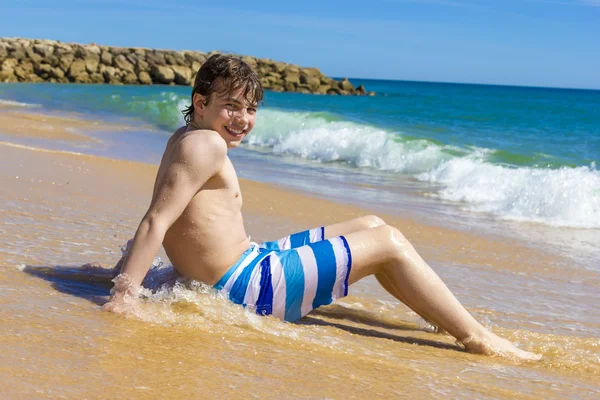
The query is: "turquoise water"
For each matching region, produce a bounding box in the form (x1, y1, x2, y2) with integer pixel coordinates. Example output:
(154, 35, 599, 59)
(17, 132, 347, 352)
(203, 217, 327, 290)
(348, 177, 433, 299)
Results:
(1, 80, 599, 229)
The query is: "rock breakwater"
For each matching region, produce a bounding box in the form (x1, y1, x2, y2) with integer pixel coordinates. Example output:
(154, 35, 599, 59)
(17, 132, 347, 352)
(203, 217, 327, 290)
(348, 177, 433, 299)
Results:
(0, 38, 372, 96)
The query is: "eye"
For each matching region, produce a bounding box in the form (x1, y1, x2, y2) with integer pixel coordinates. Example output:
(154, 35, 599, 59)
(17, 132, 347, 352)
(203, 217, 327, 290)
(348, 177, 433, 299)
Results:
(248, 108, 257, 114)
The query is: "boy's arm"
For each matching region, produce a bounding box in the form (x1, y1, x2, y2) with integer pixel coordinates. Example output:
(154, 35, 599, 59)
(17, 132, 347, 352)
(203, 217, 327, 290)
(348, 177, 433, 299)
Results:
(104, 133, 226, 312)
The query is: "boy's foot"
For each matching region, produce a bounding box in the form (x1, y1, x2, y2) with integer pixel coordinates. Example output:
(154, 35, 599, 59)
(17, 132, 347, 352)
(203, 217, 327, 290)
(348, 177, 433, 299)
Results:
(461, 332, 542, 361)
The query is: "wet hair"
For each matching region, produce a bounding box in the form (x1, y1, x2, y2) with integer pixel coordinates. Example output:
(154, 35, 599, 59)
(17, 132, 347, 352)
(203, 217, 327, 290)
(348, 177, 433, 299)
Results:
(182, 54, 264, 125)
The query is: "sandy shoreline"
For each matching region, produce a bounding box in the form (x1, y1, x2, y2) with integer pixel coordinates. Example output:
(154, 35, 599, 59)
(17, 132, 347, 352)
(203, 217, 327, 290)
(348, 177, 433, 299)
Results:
(2, 108, 598, 399)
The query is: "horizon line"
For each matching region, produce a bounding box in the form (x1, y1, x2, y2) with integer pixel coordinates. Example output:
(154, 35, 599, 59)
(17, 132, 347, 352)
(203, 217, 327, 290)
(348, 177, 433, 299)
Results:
(338, 76, 600, 92)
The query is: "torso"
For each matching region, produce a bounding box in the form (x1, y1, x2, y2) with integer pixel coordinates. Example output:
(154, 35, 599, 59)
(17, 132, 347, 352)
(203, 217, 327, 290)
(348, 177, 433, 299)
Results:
(156, 127, 250, 285)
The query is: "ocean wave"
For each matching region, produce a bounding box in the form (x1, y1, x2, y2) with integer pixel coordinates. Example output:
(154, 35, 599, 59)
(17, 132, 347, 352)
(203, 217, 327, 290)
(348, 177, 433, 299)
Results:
(248, 109, 600, 229)
(0, 99, 41, 108)
(418, 159, 600, 228)
(247, 109, 459, 173)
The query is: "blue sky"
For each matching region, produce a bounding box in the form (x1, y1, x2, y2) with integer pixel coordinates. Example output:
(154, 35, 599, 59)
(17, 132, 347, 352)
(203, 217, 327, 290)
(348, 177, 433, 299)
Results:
(2, 0, 599, 89)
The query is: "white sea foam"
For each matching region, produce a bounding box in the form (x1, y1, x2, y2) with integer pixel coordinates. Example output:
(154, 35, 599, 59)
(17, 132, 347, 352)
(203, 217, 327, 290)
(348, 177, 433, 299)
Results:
(248, 109, 453, 173)
(0, 99, 40, 108)
(418, 159, 600, 228)
(249, 109, 600, 229)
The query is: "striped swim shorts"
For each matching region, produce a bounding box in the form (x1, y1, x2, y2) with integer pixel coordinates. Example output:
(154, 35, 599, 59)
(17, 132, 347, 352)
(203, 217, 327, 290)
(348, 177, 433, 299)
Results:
(213, 227, 353, 322)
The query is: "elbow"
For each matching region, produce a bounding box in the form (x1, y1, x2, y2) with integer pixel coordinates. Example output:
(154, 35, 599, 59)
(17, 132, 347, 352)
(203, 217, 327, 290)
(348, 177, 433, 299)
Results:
(139, 214, 169, 241)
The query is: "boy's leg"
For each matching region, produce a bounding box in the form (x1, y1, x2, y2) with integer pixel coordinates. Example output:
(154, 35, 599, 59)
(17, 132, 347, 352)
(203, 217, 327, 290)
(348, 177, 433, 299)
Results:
(340, 224, 540, 360)
(323, 215, 386, 238)
(324, 215, 409, 304)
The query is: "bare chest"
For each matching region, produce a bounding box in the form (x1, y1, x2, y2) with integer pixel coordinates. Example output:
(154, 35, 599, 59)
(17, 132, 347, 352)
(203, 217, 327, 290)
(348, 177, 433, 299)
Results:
(190, 157, 242, 213)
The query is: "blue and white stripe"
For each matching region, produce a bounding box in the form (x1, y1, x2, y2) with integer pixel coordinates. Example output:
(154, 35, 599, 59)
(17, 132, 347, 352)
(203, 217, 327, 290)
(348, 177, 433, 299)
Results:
(214, 231, 352, 322)
(259, 227, 325, 251)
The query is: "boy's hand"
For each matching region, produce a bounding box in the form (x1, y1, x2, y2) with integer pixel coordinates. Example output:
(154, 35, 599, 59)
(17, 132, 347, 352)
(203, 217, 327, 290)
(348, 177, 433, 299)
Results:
(103, 273, 141, 315)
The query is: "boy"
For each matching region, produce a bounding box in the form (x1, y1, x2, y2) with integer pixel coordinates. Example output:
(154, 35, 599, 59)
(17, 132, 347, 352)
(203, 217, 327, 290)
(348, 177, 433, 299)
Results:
(105, 54, 539, 360)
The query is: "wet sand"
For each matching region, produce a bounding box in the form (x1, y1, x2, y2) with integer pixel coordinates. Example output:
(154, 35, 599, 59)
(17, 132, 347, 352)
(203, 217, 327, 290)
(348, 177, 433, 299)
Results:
(1, 110, 599, 399)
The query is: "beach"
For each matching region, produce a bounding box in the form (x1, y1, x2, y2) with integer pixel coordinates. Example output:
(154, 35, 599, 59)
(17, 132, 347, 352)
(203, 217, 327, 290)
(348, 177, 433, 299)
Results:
(1, 88, 599, 399)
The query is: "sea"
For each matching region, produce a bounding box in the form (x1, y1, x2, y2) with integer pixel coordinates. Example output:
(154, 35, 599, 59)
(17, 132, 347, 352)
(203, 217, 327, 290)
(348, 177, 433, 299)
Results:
(1, 79, 599, 398)
(1, 79, 598, 260)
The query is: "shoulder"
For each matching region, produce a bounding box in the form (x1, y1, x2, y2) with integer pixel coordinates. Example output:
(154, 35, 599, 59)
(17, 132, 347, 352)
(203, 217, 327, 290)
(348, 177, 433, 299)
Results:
(179, 129, 226, 155)
(174, 130, 227, 170)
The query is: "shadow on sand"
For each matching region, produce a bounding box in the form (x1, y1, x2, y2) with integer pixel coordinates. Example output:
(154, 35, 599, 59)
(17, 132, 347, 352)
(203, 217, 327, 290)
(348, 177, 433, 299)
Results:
(21, 264, 115, 306)
(300, 305, 460, 352)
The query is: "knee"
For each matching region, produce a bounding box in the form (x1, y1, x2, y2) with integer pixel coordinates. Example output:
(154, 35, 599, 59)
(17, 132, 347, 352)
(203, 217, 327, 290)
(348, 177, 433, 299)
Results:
(377, 225, 412, 253)
(360, 214, 386, 229)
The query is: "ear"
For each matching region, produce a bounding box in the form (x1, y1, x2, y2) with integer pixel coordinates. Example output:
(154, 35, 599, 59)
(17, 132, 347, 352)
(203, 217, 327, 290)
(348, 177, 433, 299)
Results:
(192, 93, 207, 115)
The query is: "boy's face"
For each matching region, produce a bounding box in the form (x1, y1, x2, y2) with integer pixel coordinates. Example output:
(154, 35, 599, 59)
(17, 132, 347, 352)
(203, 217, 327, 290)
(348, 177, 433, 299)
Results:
(193, 82, 257, 148)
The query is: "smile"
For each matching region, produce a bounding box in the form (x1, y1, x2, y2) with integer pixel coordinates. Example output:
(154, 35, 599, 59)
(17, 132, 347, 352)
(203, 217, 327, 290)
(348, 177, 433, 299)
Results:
(225, 125, 246, 137)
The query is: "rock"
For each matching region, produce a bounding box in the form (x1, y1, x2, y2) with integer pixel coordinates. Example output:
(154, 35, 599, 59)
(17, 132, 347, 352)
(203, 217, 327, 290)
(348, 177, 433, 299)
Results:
(132, 48, 147, 58)
(184, 51, 206, 66)
(138, 70, 152, 85)
(171, 65, 192, 85)
(283, 73, 300, 86)
(32, 43, 54, 58)
(273, 62, 287, 73)
(87, 44, 101, 56)
(146, 50, 166, 66)
(136, 58, 149, 73)
(89, 72, 104, 83)
(302, 67, 322, 77)
(257, 65, 271, 76)
(110, 47, 129, 56)
(260, 77, 271, 89)
(0, 38, 373, 94)
(14, 61, 34, 80)
(300, 74, 320, 91)
(35, 63, 53, 78)
(164, 51, 187, 66)
(8, 43, 26, 60)
(100, 51, 112, 65)
(54, 43, 73, 56)
(49, 66, 65, 80)
(57, 53, 74, 72)
(25, 47, 43, 64)
(45, 55, 59, 67)
(27, 73, 44, 83)
(0, 43, 8, 59)
(190, 61, 202, 73)
(316, 85, 330, 95)
(297, 85, 312, 94)
(0, 73, 18, 82)
(339, 78, 354, 91)
(102, 66, 120, 84)
(122, 72, 139, 84)
(125, 52, 138, 66)
(113, 54, 135, 73)
(151, 64, 174, 84)
(73, 72, 91, 83)
(0, 57, 18, 82)
(85, 53, 100, 73)
(68, 58, 86, 77)
(1, 58, 18, 77)
(284, 65, 301, 75)
(241, 55, 257, 67)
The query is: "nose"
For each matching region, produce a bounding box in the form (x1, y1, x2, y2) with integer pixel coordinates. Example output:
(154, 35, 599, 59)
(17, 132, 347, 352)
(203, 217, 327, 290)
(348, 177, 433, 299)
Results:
(233, 108, 249, 124)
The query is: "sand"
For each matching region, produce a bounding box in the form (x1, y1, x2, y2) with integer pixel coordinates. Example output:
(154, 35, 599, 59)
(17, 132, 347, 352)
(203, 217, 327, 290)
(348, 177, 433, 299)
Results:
(1, 108, 598, 399)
